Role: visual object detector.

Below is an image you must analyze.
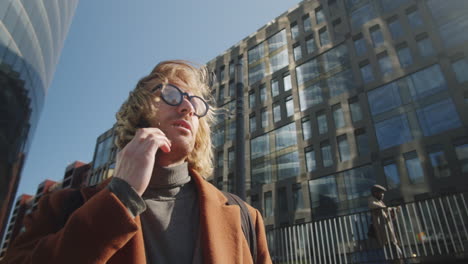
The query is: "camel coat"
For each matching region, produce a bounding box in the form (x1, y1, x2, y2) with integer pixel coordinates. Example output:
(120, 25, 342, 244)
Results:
(1, 169, 272, 264)
(368, 196, 398, 247)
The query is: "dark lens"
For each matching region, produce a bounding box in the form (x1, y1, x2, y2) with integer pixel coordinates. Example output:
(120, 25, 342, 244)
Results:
(190, 97, 208, 117)
(162, 85, 182, 105)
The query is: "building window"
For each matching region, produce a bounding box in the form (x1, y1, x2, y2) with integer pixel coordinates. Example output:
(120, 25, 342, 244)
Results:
(269, 49, 289, 73)
(452, 58, 468, 83)
(337, 135, 351, 162)
(332, 104, 345, 129)
(455, 142, 468, 173)
(368, 82, 402, 116)
(306, 35, 316, 54)
(416, 99, 461, 136)
(251, 160, 272, 187)
(229, 81, 235, 97)
(349, 97, 363, 122)
(218, 85, 225, 103)
(251, 195, 260, 210)
(378, 52, 393, 76)
(291, 23, 299, 40)
(277, 151, 300, 180)
(355, 129, 369, 156)
(217, 152, 224, 169)
(286, 96, 294, 117)
(299, 82, 323, 111)
(293, 184, 305, 211)
(407, 7, 424, 28)
(271, 79, 279, 97)
(404, 151, 425, 184)
(397, 44, 413, 68)
(278, 187, 288, 214)
(417, 35, 435, 58)
(406, 64, 447, 100)
(305, 146, 317, 172)
(428, 148, 451, 178)
(283, 74, 292, 91)
(321, 141, 333, 167)
(259, 84, 266, 103)
(251, 134, 269, 159)
(229, 61, 235, 78)
(317, 111, 328, 134)
(275, 123, 297, 150)
(227, 175, 234, 193)
(273, 102, 281, 123)
(219, 66, 225, 82)
(302, 118, 312, 141)
(354, 34, 367, 56)
(330, 69, 355, 98)
(350, 3, 377, 29)
(264, 191, 273, 217)
(228, 149, 235, 169)
(319, 27, 330, 46)
(216, 177, 223, 190)
(388, 17, 404, 40)
(360, 63, 374, 83)
(316, 7, 325, 24)
(293, 45, 302, 61)
(303, 15, 312, 32)
(248, 62, 266, 85)
(370, 26, 384, 48)
(375, 114, 413, 150)
(249, 91, 256, 109)
(383, 160, 401, 189)
(309, 175, 338, 218)
(249, 115, 256, 133)
(261, 108, 268, 128)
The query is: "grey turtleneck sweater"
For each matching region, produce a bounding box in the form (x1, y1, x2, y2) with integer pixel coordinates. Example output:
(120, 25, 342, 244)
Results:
(107, 162, 202, 264)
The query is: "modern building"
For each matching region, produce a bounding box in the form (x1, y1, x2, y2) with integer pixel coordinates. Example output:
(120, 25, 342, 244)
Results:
(206, 0, 468, 231)
(0, 0, 79, 240)
(87, 125, 118, 186)
(0, 161, 90, 259)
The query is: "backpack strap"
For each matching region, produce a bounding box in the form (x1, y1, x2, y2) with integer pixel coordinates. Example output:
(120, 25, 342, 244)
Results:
(222, 191, 257, 264)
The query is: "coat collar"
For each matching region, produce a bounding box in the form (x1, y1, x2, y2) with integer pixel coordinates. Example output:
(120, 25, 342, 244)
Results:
(81, 171, 246, 263)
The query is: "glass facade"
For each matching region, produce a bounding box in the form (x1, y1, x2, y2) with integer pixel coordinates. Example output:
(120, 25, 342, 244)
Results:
(0, 0, 79, 244)
(206, 0, 468, 227)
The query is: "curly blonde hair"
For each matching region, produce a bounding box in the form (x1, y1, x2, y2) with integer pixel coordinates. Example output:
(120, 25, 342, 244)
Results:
(115, 60, 215, 177)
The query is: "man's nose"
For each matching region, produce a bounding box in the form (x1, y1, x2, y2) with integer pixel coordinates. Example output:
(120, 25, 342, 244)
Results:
(178, 96, 195, 116)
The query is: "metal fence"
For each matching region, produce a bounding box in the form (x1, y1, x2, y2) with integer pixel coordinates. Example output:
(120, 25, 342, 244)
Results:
(267, 192, 468, 263)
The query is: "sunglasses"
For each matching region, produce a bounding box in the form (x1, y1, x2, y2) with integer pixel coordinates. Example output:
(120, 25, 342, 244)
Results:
(151, 83, 209, 117)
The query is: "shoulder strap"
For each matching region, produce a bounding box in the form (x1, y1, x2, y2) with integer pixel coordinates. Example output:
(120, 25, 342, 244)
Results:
(222, 191, 257, 264)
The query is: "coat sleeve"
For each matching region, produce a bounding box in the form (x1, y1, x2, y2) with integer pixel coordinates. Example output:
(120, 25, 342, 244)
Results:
(248, 207, 273, 264)
(0, 188, 140, 264)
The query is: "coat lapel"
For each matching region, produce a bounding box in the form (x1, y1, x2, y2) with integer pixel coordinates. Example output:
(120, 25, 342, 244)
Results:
(191, 169, 245, 264)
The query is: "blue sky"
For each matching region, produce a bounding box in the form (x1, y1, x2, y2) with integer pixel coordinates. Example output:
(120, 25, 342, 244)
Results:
(17, 0, 301, 196)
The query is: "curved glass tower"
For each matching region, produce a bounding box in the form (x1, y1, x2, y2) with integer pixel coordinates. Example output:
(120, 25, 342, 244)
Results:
(0, 0, 79, 241)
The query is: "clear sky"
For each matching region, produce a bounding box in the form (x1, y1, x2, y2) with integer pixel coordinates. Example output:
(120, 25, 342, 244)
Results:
(17, 0, 301, 196)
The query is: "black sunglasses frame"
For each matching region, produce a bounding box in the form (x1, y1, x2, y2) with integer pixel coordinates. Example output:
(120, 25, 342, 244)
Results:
(151, 83, 209, 117)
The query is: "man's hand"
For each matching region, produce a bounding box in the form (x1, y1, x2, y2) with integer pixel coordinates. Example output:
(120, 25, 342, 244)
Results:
(114, 128, 171, 196)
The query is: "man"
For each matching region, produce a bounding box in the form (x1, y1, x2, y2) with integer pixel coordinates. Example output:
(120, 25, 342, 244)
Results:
(368, 184, 403, 263)
(1, 61, 272, 264)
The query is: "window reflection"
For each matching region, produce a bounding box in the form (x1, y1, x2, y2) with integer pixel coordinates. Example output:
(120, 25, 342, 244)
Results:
(277, 151, 300, 180)
(416, 99, 461, 136)
(299, 82, 323, 111)
(404, 151, 425, 183)
(375, 114, 412, 150)
(275, 123, 297, 150)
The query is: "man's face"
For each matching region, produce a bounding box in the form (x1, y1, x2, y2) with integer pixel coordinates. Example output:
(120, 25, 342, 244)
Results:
(149, 80, 201, 157)
(374, 190, 384, 200)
